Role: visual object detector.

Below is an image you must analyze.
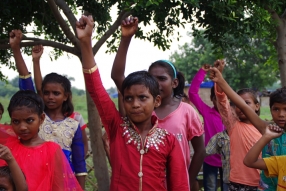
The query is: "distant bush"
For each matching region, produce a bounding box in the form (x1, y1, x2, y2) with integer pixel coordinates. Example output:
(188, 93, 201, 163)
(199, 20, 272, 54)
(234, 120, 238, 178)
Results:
(0, 83, 18, 97)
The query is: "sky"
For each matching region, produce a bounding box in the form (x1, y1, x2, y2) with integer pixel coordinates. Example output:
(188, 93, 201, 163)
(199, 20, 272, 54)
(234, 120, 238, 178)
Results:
(2, 23, 192, 90)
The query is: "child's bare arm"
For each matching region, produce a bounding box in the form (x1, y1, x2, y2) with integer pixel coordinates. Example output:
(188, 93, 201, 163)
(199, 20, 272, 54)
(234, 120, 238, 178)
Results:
(0, 144, 28, 191)
(32, 45, 44, 96)
(111, 16, 138, 92)
(117, 89, 126, 117)
(244, 124, 283, 170)
(189, 135, 205, 187)
(9, 30, 29, 76)
(76, 15, 96, 69)
(210, 66, 267, 134)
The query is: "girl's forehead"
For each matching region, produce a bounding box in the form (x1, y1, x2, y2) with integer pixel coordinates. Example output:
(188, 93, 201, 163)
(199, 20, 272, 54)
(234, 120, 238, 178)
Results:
(149, 66, 169, 75)
(124, 84, 150, 93)
(43, 82, 64, 90)
(12, 106, 34, 113)
(240, 92, 252, 98)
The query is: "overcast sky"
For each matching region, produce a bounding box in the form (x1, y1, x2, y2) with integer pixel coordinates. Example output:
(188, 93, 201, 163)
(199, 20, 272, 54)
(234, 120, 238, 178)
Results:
(2, 10, 192, 90)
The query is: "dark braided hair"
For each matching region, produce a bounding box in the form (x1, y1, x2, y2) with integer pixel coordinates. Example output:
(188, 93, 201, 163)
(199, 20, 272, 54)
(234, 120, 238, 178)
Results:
(41, 73, 74, 117)
(0, 166, 16, 191)
(8, 90, 44, 117)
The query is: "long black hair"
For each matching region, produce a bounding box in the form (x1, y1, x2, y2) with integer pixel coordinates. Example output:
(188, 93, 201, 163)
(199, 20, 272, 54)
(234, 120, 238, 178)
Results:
(41, 73, 74, 116)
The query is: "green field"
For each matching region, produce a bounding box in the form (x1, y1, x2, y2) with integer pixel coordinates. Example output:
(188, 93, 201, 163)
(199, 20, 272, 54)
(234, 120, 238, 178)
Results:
(0, 95, 119, 124)
(1, 94, 272, 123)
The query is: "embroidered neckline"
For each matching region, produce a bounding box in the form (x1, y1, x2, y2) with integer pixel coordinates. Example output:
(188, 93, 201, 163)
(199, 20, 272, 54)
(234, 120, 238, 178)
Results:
(120, 117, 168, 153)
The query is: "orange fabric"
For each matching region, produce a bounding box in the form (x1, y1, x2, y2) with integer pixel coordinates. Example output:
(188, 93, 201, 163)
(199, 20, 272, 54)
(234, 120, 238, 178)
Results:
(215, 85, 262, 186)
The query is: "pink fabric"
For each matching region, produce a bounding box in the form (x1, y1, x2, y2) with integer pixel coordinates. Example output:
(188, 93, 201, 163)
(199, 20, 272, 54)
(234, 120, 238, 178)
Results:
(215, 84, 261, 186)
(153, 102, 204, 168)
(0, 125, 82, 191)
(83, 68, 189, 191)
(189, 68, 224, 167)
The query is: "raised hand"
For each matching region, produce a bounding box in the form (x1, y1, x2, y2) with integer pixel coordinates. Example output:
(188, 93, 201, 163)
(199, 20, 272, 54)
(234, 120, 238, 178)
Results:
(9, 30, 23, 50)
(32, 45, 44, 61)
(201, 64, 210, 72)
(121, 16, 138, 38)
(0, 144, 14, 162)
(264, 123, 283, 139)
(209, 67, 224, 83)
(214, 59, 225, 73)
(76, 15, 94, 42)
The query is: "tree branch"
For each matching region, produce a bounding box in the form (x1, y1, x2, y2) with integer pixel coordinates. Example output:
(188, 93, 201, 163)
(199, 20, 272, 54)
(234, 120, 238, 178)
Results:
(265, 6, 282, 27)
(92, 11, 131, 55)
(281, 8, 286, 20)
(46, 0, 80, 49)
(54, 0, 77, 34)
(0, 38, 79, 55)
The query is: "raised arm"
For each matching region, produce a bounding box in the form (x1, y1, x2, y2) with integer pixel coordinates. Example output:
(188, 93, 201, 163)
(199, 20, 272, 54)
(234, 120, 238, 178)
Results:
(189, 64, 210, 114)
(76, 15, 121, 139)
(32, 45, 44, 96)
(117, 89, 126, 117)
(9, 30, 29, 76)
(76, 15, 95, 69)
(0, 144, 28, 191)
(243, 124, 283, 170)
(210, 63, 267, 134)
(111, 16, 138, 92)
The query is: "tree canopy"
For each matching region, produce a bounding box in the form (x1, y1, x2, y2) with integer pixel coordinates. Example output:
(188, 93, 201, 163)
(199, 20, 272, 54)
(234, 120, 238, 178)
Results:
(170, 31, 279, 91)
(186, 0, 286, 86)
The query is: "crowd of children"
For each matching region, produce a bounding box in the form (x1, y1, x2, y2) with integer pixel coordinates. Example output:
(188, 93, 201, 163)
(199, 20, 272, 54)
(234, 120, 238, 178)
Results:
(0, 14, 285, 191)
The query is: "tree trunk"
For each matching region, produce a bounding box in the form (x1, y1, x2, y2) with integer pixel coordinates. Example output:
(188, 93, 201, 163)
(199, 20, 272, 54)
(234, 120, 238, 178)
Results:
(276, 17, 286, 87)
(86, 92, 110, 191)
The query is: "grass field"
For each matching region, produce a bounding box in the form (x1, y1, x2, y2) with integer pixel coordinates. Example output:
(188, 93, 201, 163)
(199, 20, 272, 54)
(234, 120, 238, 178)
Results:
(0, 94, 272, 123)
(0, 95, 119, 123)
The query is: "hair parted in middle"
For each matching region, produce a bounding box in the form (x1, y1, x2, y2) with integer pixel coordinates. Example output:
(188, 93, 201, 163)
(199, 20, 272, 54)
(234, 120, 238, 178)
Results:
(41, 73, 74, 116)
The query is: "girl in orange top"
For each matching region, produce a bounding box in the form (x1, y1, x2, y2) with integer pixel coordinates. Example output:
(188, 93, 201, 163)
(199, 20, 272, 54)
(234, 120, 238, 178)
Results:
(209, 61, 262, 190)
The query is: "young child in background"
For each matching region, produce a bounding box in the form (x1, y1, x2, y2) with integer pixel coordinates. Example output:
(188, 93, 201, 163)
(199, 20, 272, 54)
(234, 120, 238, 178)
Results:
(77, 14, 189, 190)
(111, 16, 204, 188)
(244, 124, 285, 190)
(0, 90, 82, 190)
(9, 30, 87, 189)
(31, 45, 89, 156)
(209, 61, 262, 190)
(206, 129, 230, 188)
(189, 64, 225, 191)
(0, 144, 27, 191)
(210, 61, 286, 190)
